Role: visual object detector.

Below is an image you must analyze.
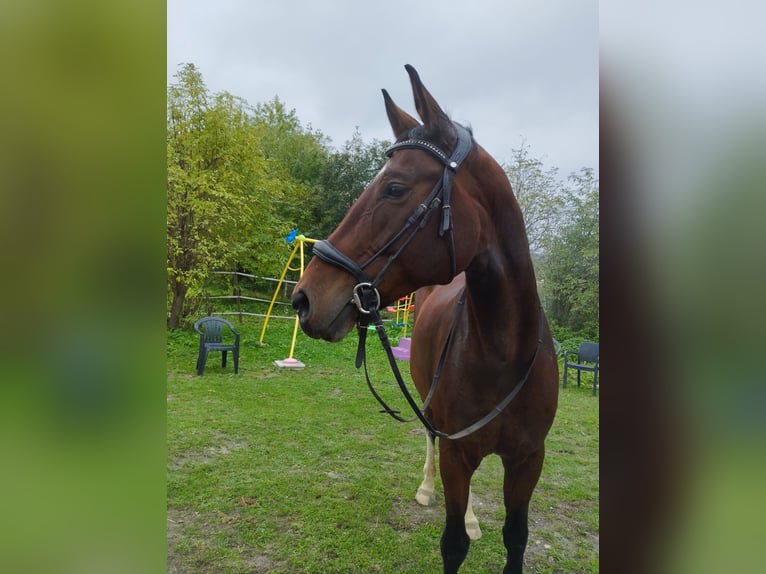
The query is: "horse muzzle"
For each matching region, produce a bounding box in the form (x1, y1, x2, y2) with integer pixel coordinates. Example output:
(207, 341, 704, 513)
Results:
(291, 286, 358, 342)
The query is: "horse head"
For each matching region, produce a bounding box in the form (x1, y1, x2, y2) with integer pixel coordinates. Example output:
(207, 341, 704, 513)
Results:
(292, 65, 486, 342)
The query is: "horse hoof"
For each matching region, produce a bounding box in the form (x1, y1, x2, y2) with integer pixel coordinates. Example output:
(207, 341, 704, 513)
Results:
(465, 519, 482, 540)
(416, 487, 436, 506)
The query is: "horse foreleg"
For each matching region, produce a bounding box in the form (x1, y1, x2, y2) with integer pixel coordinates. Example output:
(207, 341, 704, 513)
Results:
(416, 431, 437, 506)
(439, 445, 476, 574)
(501, 449, 546, 574)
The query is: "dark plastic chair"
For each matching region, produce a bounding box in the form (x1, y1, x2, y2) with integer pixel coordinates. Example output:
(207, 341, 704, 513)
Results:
(563, 342, 599, 395)
(194, 317, 240, 375)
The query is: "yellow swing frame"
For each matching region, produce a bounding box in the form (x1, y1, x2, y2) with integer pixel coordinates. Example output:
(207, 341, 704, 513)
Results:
(259, 234, 318, 368)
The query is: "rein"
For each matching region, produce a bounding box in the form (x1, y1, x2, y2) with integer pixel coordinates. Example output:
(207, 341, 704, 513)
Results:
(358, 300, 544, 440)
(312, 122, 543, 440)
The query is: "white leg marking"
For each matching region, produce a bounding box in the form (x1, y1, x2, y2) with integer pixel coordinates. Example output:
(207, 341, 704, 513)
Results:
(415, 434, 437, 506)
(464, 487, 482, 540)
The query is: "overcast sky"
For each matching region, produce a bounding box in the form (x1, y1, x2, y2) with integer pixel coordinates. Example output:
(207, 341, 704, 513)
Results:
(168, 0, 598, 180)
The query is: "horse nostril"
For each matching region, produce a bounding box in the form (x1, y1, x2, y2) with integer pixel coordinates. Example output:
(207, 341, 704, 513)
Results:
(292, 290, 309, 319)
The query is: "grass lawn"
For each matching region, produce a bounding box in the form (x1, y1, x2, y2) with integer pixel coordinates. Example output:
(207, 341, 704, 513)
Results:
(168, 315, 598, 573)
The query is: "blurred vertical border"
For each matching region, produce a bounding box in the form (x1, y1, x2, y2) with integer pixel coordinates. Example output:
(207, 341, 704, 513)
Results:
(601, 1, 766, 573)
(0, 1, 166, 572)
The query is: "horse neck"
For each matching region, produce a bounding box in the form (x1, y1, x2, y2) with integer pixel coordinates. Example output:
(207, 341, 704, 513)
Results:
(463, 154, 541, 358)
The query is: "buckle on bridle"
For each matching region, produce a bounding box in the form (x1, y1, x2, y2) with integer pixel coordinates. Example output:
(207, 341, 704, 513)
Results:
(351, 282, 381, 314)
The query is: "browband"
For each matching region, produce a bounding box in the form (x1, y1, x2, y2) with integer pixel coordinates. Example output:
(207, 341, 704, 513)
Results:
(385, 123, 473, 169)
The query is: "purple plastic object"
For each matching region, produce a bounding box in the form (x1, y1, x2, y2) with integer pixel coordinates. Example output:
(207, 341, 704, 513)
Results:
(391, 337, 411, 361)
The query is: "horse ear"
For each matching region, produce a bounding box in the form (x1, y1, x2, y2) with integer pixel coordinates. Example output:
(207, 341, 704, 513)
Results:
(382, 89, 419, 139)
(405, 64, 455, 145)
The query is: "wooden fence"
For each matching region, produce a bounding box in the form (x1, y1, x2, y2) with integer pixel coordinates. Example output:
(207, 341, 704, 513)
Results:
(204, 271, 297, 322)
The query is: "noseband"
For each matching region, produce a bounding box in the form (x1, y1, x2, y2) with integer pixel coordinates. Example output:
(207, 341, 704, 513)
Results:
(312, 122, 474, 315)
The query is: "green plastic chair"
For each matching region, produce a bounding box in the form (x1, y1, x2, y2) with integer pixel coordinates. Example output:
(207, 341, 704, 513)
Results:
(563, 342, 599, 395)
(194, 317, 240, 375)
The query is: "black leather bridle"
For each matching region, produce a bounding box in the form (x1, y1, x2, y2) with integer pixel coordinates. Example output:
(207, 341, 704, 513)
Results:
(310, 122, 543, 440)
(312, 122, 474, 311)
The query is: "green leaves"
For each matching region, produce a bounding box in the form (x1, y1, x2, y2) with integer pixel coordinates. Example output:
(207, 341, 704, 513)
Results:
(504, 146, 599, 338)
(504, 141, 565, 255)
(313, 129, 390, 239)
(167, 65, 329, 327)
(539, 168, 599, 337)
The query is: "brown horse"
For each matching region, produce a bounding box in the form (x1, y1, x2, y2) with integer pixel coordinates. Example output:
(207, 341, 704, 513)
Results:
(292, 65, 558, 574)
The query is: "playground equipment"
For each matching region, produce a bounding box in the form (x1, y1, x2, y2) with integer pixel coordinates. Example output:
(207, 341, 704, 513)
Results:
(388, 293, 415, 361)
(260, 232, 414, 366)
(259, 232, 318, 369)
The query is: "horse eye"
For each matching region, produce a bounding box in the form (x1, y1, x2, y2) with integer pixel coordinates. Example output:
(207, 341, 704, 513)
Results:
(383, 183, 409, 199)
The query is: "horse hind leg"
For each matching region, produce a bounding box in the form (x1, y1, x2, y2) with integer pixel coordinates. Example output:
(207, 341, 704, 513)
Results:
(416, 432, 437, 506)
(416, 432, 482, 540)
(464, 487, 482, 540)
(501, 449, 546, 574)
(415, 433, 481, 540)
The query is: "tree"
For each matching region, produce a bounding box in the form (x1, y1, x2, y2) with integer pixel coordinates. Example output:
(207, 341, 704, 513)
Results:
(503, 142, 565, 255)
(312, 129, 390, 238)
(540, 168, 599, 337)
(503, 145, 598, 338)
(252, 96, 329, 184)
(167, 64, 288, 328)
(250, 97, 329, 233)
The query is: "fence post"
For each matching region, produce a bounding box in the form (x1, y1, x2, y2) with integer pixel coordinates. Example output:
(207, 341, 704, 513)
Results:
(233, 272, 243, 323)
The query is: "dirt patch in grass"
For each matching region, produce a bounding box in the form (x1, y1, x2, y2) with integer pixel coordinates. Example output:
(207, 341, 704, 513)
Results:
(387, 495, 443, 532)
(168, 507, 286, 574)
(169, 438, 249, 470)
(526, 497, 599, 571)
